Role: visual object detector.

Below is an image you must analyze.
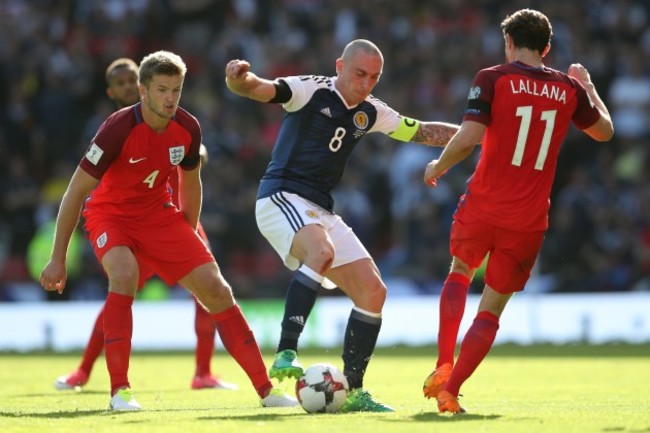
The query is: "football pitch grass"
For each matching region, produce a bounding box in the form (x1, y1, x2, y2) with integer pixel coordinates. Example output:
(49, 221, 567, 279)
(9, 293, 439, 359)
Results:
(1, 345, 649, 433)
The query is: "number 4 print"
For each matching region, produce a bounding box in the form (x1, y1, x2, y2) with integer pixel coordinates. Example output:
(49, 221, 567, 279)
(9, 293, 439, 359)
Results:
(512, 106, 557, 170)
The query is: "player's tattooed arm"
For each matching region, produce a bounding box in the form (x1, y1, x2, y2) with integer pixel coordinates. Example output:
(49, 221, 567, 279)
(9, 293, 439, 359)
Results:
(412, 122, 460, 147)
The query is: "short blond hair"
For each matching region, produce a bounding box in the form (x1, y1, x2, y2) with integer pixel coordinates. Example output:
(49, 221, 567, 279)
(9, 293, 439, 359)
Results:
(138, 50, 187, 87)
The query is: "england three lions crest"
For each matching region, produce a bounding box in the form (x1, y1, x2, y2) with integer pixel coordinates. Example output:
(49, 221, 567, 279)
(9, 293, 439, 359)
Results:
(169, 146, 185, 165)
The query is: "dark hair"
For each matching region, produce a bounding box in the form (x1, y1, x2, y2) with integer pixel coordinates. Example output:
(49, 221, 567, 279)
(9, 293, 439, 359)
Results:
(138, 50, 187, 87)
(501, 9, 553, 53)
(105, 58, 138, 84)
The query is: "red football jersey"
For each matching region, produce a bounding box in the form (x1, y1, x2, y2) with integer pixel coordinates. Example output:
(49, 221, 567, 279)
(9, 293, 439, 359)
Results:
(80, 103, 201, 223)
(457, 61, 601, 231)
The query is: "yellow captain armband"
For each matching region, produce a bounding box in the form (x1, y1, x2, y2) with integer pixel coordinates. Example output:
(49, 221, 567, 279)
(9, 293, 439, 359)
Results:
(389, 116, 420, 142)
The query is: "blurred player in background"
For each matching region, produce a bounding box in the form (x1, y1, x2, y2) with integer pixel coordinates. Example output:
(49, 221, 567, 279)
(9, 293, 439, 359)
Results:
(54, 57, 238, 393)
(225, 39, 459, 412)
(40, 51, 297, 411)
(422, 9, 613, 413)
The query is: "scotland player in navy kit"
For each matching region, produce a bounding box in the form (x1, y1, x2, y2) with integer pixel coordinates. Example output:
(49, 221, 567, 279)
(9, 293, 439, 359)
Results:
(225, 39, 459, 412)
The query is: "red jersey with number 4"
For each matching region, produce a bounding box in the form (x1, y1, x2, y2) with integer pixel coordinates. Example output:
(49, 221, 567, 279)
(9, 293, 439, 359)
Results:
(80, 103, 201, 223)
(457, 61, 601, 231)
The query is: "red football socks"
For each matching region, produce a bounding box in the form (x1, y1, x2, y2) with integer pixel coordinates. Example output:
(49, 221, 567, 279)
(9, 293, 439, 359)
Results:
(103, 292, 134, 395)
(212, 305, 272, 398)
(194, 298, 216, 376)
(444, 311, 499, 397)
(437, 272, 470, 367)
(78, 307, 105, 375)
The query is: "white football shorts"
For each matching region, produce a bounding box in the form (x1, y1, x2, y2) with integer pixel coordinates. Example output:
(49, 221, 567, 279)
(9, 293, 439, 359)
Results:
(255, 191, 371, 289)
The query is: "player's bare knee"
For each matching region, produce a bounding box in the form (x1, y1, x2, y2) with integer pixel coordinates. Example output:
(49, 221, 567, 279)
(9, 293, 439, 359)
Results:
(202, 279, 234, 308)
(107, 267, 138, 292)
(450, 257, 474, 278)
(352, 279, 386, 312)
(306, 245, 335, 274)
(367, 280, 387, 308)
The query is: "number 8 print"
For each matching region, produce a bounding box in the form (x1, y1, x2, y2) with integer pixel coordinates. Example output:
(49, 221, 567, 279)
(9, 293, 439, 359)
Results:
(328, 127, 346, 152)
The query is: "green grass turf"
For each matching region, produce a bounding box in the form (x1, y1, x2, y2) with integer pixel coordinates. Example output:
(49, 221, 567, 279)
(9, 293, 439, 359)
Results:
(1, 345, 649, 433)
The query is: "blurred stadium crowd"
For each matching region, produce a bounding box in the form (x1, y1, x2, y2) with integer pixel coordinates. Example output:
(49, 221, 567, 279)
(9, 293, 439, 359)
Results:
(1, 0, 649, 301)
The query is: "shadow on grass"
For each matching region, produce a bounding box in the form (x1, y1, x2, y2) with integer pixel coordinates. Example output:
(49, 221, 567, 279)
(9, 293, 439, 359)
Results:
(0, 410, 113, 418)
(198, 413, 307, 421)
(15, 390, 105, 398)
(603, 428, 650, 433)
(0, 406, 223, 419)
(196, 411, 504, 423)
(409, 412, 502, 422)
(15, 387, 198, 399)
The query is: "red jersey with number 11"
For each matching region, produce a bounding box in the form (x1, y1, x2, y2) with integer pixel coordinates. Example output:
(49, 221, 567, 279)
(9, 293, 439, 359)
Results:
(457, 61, 601, 231)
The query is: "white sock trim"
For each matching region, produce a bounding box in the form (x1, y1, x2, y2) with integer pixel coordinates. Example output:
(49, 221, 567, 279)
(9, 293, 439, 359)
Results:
(353, 305, 382, 319)
(298, 264, 325, 284)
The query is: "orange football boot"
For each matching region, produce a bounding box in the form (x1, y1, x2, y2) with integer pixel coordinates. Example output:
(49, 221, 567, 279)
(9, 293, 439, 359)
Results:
(422, 363, 452, 399)
(437, 390, 466, 414)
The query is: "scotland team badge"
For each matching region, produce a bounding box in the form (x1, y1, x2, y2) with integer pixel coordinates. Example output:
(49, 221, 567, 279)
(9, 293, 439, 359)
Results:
(353, 111, 369, 130)
(169, 146, 185, 165)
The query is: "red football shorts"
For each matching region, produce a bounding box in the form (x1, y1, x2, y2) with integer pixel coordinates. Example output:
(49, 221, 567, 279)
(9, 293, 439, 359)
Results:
(85, 209, 214, 287)
(450, 214, 545, 294)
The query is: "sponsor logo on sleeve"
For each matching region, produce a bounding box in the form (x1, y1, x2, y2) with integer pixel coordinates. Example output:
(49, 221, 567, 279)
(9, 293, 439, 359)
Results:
(85, 143, 104, 165)
(468, 86, 481, 99)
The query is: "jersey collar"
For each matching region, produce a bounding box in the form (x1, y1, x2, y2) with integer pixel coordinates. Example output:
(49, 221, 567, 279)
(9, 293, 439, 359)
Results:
(511, 60, 549, 73)
(331, 76, 360, 110)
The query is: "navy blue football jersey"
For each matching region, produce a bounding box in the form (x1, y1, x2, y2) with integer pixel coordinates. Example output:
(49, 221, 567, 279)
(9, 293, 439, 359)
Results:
(257, 75, 405, 211)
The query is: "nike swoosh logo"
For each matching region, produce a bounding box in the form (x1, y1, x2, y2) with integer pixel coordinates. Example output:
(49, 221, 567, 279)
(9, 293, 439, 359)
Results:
(129, 157, 146, 163)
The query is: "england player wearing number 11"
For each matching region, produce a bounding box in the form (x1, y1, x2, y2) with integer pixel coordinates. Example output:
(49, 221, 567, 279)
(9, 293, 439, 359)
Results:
(226, 39, 459, 412)
(421, 9, 614, 414)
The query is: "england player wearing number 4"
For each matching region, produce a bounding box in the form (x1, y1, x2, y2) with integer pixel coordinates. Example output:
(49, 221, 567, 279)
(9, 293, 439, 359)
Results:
(53, 57, 238, 394)
(225, 39, 459, 412)
(40, 50, 297, 411)
(421, 9, 614, 414)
